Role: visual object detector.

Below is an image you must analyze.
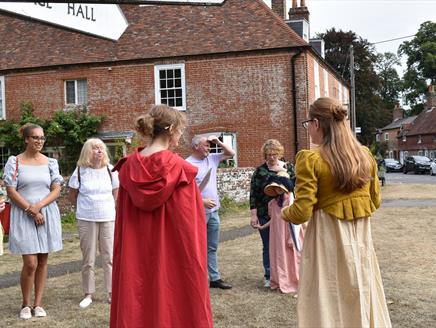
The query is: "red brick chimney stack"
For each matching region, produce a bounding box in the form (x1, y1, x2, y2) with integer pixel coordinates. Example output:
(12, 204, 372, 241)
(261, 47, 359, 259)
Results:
(427, 85, 435, 110)
(271, 0, 287, 20)
(392, 102, 404, 121)
(288, 0, 310, 22)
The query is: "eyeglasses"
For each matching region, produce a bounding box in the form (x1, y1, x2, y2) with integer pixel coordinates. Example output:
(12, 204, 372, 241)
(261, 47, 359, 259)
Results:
(29, 136, 46, 141)
(302, 119, 316, 130)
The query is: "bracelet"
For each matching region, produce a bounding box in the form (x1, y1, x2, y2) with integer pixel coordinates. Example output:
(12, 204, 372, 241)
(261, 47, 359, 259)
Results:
(24, 205, 31, 212)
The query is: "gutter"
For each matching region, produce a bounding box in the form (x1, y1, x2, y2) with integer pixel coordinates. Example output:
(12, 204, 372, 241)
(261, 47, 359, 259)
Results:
(291, 48, 304, 155)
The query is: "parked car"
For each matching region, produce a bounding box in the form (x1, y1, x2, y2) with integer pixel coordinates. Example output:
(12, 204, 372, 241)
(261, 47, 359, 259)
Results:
(383, 158, 403, 172)
(430, 159, 436, 176)
(403, 156, 432, 174)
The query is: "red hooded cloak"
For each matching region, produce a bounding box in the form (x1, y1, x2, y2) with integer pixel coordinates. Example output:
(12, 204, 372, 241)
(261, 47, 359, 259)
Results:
(110, 150, 213, 328)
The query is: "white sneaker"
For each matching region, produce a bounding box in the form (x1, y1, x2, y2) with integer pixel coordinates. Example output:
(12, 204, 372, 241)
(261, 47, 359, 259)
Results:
(79, 296, 92, 309)
(263, 279, 270, 288)
(19, 306, 32, 320)
(33, 306, 47, 317)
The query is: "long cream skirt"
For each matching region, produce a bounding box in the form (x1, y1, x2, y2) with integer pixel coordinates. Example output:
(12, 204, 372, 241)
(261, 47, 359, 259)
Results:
(297, 209, 392, 328)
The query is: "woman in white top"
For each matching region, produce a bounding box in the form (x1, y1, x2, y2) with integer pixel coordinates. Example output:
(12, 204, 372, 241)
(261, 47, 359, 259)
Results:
(68, 138, 119, 309)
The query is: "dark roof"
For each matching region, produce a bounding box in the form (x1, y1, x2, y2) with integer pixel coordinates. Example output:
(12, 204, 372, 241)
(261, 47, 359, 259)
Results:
(0, 0, 307, 71)
(406, 108, 436, 136)
(381, 116, 417, 131)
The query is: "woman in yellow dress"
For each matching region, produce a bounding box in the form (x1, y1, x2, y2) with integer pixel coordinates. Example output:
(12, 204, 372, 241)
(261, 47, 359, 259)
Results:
(282, 97, 391, 328)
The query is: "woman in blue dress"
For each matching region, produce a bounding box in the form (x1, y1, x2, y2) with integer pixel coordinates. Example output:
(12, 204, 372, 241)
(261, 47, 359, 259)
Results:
(4, 123, 63, 320)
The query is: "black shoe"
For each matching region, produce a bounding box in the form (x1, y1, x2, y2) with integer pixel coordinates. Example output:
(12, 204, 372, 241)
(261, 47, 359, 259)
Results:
(210, 279, 232, 290)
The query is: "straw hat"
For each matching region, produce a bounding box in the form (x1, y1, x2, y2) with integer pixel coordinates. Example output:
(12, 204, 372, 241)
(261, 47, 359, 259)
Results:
(264, 171, 293, 197)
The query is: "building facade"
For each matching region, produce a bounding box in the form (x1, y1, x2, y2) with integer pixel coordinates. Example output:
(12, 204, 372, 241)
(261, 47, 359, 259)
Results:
(0, 0, 349, 169)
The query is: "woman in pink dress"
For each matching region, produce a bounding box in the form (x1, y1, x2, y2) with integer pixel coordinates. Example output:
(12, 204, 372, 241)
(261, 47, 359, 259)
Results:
(259, 171, 305, 294)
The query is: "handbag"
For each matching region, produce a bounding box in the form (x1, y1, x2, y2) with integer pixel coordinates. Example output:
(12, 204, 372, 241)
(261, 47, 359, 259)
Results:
(0, 156, 19, 235)
(0, 202, 11, 235)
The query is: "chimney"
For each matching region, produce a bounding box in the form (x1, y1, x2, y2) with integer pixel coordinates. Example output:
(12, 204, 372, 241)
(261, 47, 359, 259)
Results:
(286, 0, 310, 42)
(392, 102, 404, 121)
(271, 0, 287, 20)
(426, 85, 435, 110)
(288, 0, 310, 22)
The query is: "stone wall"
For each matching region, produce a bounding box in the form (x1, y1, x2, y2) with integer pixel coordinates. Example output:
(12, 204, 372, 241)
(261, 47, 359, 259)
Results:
(58, 167, 254, 216)
(217, 167, 254, 203)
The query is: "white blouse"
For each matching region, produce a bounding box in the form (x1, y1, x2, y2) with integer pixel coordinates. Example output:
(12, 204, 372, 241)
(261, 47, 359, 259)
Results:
(68, 165, 119, 222)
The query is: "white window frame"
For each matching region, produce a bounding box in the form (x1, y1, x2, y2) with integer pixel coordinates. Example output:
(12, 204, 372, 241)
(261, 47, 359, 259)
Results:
(0, 76, 5, 120)
(384, 133, 389, 141)
(314, 61, 320, 100)
(376, 134, 380, 142)
(418, 135, 422, 144)
(106, 142, 127, 162)
(205, 132, 237, 167)
(323, 69, 329, 97)
(403, 134, 406, 142)
(154, 63, 186, 111)
(64, 79, 87, 105)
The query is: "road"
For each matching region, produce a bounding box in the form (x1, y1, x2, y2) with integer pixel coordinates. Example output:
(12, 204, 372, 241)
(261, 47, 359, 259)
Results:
(384, 172, 436, 184)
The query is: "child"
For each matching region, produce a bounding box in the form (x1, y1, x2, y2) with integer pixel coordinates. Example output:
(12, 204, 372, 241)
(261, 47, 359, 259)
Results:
(258, 171, 305, 294)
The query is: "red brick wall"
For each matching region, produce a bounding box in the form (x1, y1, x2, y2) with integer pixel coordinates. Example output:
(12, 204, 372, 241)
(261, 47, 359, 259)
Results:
(4, 50, 342, 167)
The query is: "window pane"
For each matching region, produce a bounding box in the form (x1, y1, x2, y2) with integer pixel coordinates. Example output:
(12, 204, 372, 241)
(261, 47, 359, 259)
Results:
(161, 90, 167, 99)
(168, 90, 175, 98)
(168, 98, 175, 107)
(159, 70, 166, 79)
(176, 98, 182, 107)
(167, 79, 174, 88)
(77, 80, 87, 105)
(167, 70, 174, 78)
(175, 78, 181, 88)
(66, 81, 76, 104)
(160, 80, 166, 89)
(175, 89, 182, 97)
(174, 69, 181, 78)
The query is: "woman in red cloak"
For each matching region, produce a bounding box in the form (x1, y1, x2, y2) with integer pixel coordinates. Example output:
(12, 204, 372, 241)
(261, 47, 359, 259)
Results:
(110, 105, 213, 328)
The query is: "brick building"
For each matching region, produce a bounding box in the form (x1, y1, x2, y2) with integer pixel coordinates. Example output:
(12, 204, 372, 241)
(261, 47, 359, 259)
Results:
(397, 86, 436, 161)
(375, 104, 417, 161)
(0, 0, 349, 169)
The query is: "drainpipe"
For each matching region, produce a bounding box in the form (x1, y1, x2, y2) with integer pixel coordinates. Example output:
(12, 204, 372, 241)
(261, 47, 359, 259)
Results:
(291, 48, 304, 156)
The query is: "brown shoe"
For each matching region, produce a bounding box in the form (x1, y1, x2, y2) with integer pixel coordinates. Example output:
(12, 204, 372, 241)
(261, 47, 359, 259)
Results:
(210, 279, 232, 289)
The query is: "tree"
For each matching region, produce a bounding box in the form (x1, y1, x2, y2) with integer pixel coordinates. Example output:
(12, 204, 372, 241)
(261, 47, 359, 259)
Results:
(318, 29, 394, 145)
(375, 52, 402, 109)
(399, 21, 436, 114)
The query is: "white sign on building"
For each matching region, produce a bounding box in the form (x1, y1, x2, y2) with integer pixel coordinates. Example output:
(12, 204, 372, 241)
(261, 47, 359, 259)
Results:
(0, 2, 129, 41)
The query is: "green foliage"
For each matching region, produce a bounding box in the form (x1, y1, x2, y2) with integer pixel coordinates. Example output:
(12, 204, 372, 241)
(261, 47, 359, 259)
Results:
(318, 29, 397, 145)
(45, 107, 104, 173)
(0, 103, 104, 174)
(0, 101, 46, 154)
(61, 210, 77, 232)
(399, 21, 436, 114)
(219, 196, 249, 216)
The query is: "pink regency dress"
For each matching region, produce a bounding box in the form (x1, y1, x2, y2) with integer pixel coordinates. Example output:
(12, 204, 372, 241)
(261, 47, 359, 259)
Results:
(268, 195, 305, 293)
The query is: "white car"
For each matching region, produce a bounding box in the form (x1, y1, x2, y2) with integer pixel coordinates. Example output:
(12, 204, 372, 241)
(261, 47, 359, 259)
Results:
(431, 160, 436, 176)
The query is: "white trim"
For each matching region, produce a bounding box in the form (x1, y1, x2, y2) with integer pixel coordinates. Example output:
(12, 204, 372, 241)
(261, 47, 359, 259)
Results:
(323, 69, 329, 97)
(384, 132, 389, 141)
(314, 61, 320, 99)
(0, 76, 5, 120)
(154, 63, 186, 111)
(64, 79, 87, 105)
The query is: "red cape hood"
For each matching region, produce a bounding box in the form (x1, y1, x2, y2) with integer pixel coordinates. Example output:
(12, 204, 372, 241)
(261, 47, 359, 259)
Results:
(113, 149, 197, 211)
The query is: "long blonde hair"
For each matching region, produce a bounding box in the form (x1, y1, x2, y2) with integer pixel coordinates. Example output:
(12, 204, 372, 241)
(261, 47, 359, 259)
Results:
(77, 138, 110, 168)
(310, 97, 371, 193)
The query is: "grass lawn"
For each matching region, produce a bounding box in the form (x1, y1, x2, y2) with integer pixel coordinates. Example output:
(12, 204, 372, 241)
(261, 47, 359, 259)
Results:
(0, 185, 435, 327)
